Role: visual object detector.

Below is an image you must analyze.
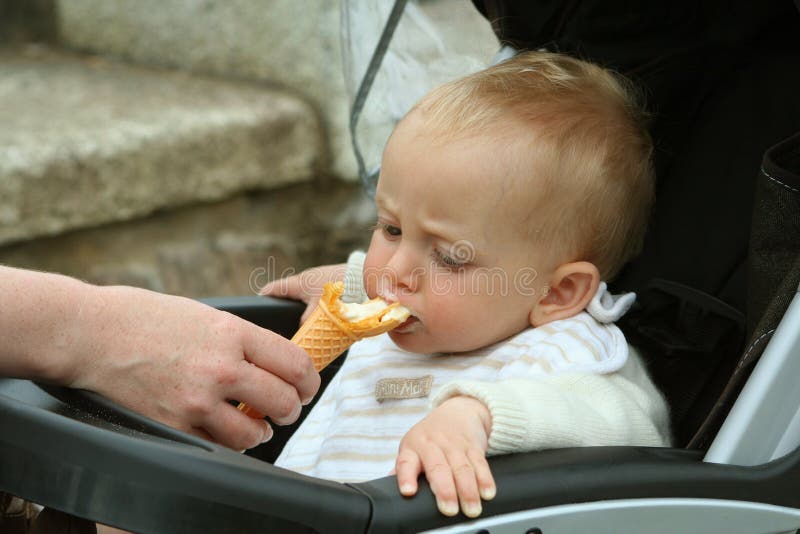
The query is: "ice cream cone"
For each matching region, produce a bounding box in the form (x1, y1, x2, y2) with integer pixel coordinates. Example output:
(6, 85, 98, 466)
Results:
(238, 281, 409, 419)
(290, 282, 358, 371)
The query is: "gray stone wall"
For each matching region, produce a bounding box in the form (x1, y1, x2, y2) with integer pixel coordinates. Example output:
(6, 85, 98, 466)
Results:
(0, 46, 322, 246)
(56, 0, 357, 178)
(0, 0, 497, 297)
(0, 183, 375, 297)
(54, 0, 498, 180)
(0, 43, 349, 297)
(0, 0, 57, 43)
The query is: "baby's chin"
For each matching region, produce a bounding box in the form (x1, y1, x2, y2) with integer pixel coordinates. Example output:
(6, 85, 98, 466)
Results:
(388, 328, 484, 355)
(387, 324, 424, 351)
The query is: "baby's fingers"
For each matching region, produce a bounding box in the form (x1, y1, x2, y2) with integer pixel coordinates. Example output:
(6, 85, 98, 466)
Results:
(259, 274, 307, 300)
(468, 448, 496, 502)
(418, 448, 459, 517)
(447, 450, 483, 518)
(395, 448, 422, 496)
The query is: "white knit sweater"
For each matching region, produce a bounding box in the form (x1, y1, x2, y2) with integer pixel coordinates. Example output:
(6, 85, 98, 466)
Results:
(274, 252, 671, 482)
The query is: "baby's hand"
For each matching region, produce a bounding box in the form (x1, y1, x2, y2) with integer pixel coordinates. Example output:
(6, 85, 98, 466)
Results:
(395, 396, 496, 518)
(259, 264, 346, 323)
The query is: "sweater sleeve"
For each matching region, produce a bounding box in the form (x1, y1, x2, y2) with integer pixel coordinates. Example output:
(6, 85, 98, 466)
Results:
(431, 347, 671, 455)
(341, 250, 368, 304)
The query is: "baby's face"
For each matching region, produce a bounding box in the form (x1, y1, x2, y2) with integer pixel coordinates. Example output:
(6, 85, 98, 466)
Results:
(363, 113, 557, 354)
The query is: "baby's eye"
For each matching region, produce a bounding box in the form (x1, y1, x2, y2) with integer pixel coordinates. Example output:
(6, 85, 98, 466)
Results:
(433, 249, 467, 270)
(381, 223, 402, 238)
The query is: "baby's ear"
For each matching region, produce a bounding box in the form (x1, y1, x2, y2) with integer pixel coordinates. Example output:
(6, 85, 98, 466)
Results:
(529, 262, 600, 327)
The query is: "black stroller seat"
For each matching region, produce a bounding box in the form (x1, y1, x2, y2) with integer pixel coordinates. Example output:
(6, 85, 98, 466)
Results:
(471, 0, 800, 450)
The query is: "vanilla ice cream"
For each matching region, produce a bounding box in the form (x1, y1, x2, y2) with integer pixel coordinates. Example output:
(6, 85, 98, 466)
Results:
(338, 298, 411, 323)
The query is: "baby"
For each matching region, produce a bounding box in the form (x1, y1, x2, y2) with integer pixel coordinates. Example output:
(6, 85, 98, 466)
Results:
(264, 51, 670, 518)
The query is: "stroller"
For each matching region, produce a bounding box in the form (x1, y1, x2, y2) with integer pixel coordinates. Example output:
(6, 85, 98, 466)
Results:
(2, 1, 800, 532)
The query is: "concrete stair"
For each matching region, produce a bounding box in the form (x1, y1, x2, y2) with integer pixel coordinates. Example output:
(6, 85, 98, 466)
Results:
(52, 0, 498, 180)
(0, 44, 322, 246)
(0, 1, 495, 296)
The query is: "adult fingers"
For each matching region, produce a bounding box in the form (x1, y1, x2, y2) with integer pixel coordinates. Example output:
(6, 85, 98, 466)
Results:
(232, 359, 304, 425)
(418, 447, 459, 517)
(186, 426, 214, 442)
(468, 448, 496, 502)
(201, 401, 273, 451)
(241, 325, 320, 405)
(395, 448, 422, 496)
(446, 449, 481, 518)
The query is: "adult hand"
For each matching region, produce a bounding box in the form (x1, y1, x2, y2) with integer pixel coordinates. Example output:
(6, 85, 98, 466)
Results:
(259, 263, 346, 323)
(395, 396, 496, 518)
(66, 285, 320, 451)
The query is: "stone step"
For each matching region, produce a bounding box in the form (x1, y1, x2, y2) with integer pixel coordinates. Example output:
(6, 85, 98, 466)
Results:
(0, 45, 322, 246)
(52, 0, 499, 180)
(0, 182, 375, 298)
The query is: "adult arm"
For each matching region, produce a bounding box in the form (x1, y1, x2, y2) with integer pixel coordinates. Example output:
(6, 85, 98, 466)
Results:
(0, 265, 320, 450)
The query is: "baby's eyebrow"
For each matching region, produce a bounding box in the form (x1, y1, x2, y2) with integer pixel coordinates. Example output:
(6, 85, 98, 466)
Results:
(422, 223, 479, 251)
(374, 193, 398, 214)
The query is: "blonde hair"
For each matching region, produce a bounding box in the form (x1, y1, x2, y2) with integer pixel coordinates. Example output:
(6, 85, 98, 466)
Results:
(412, 51, 654, 280)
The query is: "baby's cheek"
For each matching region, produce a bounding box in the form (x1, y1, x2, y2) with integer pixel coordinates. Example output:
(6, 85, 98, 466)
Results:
(429, 303, 465, 336)
(362, 249, 381, 299)
(364, 282, 378, 300)
(438, 308, 490, 349)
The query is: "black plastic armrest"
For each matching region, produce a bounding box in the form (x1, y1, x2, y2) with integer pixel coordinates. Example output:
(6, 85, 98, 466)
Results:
(5, 384, 800, 534)
(199, 295, 306, 339)
(0, 378, 371, 533)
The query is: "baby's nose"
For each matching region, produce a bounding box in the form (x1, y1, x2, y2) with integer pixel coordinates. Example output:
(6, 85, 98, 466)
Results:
(378, 271, 418, 297)
(396, 269, 419, 294)
(384, 252, 421, 294)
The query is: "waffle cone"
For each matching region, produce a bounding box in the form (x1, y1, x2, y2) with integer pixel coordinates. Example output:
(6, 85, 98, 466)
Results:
(291, 295, 358, 372)
(290, 281, 410, 369)
(238, 281, 409, 419)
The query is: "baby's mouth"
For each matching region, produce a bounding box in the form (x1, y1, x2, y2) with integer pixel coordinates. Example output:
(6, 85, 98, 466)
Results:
(376, 288, 419, 332)
(392, 315, 421, 334)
